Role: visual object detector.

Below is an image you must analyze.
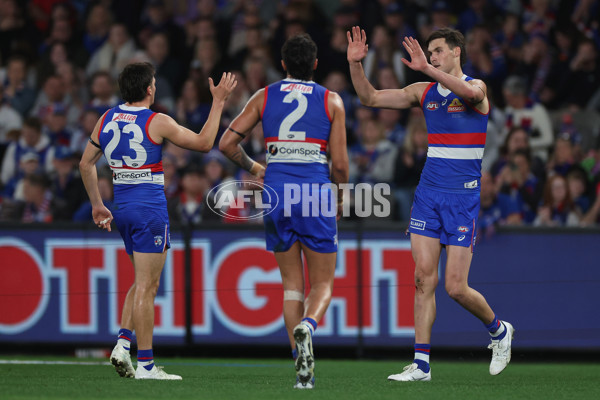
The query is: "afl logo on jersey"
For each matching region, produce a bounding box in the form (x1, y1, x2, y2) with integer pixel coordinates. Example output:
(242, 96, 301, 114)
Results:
(447, 98, 466, 113)
(426, 101, 440, 111)
(268, 144, 278, 156)
(457, 226, 470, 233)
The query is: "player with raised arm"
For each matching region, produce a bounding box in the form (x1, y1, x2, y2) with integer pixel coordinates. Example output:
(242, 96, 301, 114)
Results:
(79, 62, 236, 380)
(347, 26, 514, 380)
(219, 33, 348, 389)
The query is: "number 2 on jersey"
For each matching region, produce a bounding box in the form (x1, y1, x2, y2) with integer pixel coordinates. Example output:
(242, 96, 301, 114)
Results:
(103, 121, 148, 168)
(278, 91, 307, 141)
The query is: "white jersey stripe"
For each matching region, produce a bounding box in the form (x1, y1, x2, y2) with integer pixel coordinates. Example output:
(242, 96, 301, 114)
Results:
(427, 146, 484, 160)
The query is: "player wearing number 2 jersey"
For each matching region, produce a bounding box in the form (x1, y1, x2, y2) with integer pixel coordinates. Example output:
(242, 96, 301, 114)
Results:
(347, 27, 514, 381)
(219, 34, 348, 389)
(79, 62, 237, 380)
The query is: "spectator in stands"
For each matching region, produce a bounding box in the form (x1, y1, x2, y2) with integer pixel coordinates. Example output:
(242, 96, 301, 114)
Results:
(323, 71, 355, 131)
(86, 23, 137, 79)
(138, 0, 187, 59)
(1, 151, 40, 200)
(30, 74, 81, 128)
(49, 146, 86, 220)
(493, 13, 525, 69)
(495, 148, 542, 224)
(87, 71, 119, 116)
(82, 3, 112, 56)
(162, 152, 181, 201)
(521, 0, 555, 36)
(547, 134, 577, 177)
(2, 55, 36, 117)
(70, 108, 100, 157)
(39, 11, 88, 68)
(175, 78, 211, 132)
(19, 172, 54, 223)
(581, 185, 600, 226)
(145, 32, 184, 96)
(55, 62, 86, 113)
(73, 171, 113, 222)
(567, 165, 592, 214)
(533, 174, 581, 227)
(362, 25, 406, 88)
(491, 126, 546, 180)
(0, 84, 23, 148)
(349, 118, 397, 185)
(1, 117, 54, 186)
(167, 165, 217, 225)
(501, 75, 554, 161)
(379, 108, 406, 145)
(393, 116, 428, 221)
(555, 39, 599, 111)
(43, 104, 73, 147)
(203, 149, 232, 191)
(0, 0, 28, 65)
(479, 170, 523, 239)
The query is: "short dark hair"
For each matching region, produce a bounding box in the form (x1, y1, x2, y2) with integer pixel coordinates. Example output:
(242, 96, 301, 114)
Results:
(281, 33, 317, 81)
(23, 117, 42, 133)
(426, 28, 466, 66)
(118, 62, 155, 103)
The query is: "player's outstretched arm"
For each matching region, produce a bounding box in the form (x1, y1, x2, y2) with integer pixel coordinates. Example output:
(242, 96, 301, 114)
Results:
(79, 112, 113, 231)
(347, 26, 422, 109)
(401, 36, 489, 111)
(327, 92, 349, 189)
(158, 72, 238, 152)
(219, 89, 265, 177)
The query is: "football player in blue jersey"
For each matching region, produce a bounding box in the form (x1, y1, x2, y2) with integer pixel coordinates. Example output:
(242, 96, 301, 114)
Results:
(80, 62, 236, 380)
(347, 26, 514, 380)
(220, 34, 349, 389)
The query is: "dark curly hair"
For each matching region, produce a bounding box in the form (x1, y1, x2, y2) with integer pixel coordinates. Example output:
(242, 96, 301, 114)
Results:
(281, 33, 317, 81)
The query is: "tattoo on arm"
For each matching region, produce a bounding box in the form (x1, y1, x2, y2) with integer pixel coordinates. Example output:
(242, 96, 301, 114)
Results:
(229, 146, 255, 171)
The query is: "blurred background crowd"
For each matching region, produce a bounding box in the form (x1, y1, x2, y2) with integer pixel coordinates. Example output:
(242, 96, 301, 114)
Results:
(0, 0, 599, 234)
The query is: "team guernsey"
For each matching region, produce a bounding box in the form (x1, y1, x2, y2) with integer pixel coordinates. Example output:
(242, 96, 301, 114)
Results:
(409, 76, 489, 248)
(98, 104, 170, 254)
(261, 79, 337, 253)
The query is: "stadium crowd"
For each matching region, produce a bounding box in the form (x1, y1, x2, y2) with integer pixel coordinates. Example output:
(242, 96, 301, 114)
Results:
(0, 0, 600, 233)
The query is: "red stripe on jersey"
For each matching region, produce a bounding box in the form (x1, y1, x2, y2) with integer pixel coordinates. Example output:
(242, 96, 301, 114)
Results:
(145, 112, 159, 144)
(264, 136, 327, 151)
(428, 132, 486, 145)
(261, 86, 269, 119)
(324, 90, 332, 122)
(117, 161, 163, 172)
(420, 82, 436, 108)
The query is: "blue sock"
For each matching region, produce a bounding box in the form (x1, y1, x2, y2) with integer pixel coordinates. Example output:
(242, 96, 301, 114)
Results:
(301, 317, 317, 336)
(117, 328, 132, 351)
(414, 343, 430, 373)
(137, 349, 154, 371)
(292, 348, 298, 360)
(486, 316, 507, 341)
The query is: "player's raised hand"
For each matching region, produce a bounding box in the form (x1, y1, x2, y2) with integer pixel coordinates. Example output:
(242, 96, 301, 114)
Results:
(401, 36, 429, 72)
(347, 26, 369, 63)
(209, 72, 238, 102)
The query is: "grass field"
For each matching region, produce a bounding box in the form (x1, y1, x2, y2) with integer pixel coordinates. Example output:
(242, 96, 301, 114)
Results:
(1, 356, 599, 400)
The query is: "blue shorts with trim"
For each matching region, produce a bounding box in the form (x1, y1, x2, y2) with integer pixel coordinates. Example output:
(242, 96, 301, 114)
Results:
(263, 187, 337, 254)
(112, 203, 171, 254)
(408, 185, 479, 248)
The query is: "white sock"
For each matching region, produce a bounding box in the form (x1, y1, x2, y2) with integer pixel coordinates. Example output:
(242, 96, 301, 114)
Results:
(117, 338, 131, 350)
(490, 321, 506, 339)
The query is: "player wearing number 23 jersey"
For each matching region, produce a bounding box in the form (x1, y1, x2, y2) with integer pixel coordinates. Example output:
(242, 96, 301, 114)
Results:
(98, 104, 167, 254)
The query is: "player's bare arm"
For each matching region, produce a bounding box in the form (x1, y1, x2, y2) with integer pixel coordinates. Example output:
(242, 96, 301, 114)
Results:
(155, 72, 237, 152)
(79, 110, 113, 231)
(347, 26, 425, 109)
(327, 91, 349, 189)
(219, 89, 265, 177)
(402, 36, 490, 113)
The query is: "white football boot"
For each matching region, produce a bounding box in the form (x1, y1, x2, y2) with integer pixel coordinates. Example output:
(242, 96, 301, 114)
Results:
(293, 324, 315, 387)
(387, 363, 431, 381)
(109, 344, 135, 378)
(489, 321, 515, 375)
(135, 364, 182, 380)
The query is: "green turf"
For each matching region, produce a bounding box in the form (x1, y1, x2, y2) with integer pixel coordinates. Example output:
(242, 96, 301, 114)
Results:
(0, 357, 598, 400)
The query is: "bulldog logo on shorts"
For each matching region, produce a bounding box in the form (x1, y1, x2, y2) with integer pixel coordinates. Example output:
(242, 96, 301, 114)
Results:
(154, 235, 163, 247)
